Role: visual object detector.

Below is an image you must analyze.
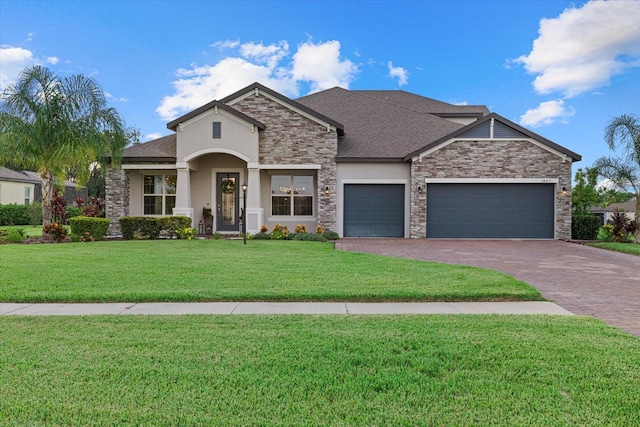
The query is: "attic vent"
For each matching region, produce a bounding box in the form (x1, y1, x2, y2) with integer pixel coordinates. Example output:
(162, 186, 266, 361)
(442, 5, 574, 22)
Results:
(212, 122, 222, 138)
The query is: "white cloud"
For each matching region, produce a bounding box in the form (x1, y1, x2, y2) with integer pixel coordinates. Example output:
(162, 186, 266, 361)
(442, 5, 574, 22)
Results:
(46, 56, 60, 65)
(0, 46, 36, 89)
(211, 39, 240, 50)
(145, 132, 163, 141)
(387, 61, 408, 86)
(290, 40, 357, 93)
(515, 0, 640, 97)
(157, 39, 358, 121)
(519, 99, 575, 127)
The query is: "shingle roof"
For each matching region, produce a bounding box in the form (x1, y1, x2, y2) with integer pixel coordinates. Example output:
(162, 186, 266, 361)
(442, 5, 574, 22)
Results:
(353, 90, 489, 116)
(0, 166, 40, 183)
(123, 134, 176, 161)
(296, 88, 465, 161)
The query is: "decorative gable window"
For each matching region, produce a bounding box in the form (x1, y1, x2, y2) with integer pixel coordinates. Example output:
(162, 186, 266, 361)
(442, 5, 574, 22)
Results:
(212, 122, 222, 138)
(143, 174, 176, 215)
(271, 175, 313, 216)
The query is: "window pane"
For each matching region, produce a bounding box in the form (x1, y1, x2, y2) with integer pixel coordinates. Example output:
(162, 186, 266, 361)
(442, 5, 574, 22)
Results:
(294, 196, 313, 216)
(293, 176, 313, 195)
(272, 196, 291, 216)
(271, 176, 291, 195)
(144, 196, 162, 215)
(165, 196, 176, 215)
(165, 175, 177, 194)
(144, 175, 163, 195)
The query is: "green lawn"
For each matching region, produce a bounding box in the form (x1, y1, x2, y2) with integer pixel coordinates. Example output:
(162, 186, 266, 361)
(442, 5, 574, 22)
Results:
(0, 240, 540, 303)
(1, 315, 638, 425)
(587, 241, 640, 256)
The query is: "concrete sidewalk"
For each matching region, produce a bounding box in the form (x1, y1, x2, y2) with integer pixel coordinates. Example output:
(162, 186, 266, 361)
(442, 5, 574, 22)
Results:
(0, 301, 573, 316)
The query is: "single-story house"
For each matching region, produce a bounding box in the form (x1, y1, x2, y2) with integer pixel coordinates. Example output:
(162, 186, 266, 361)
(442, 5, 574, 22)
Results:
(0, 166, 39, 205)
(106, 82, 581, 239)
(0, 167, 88, 205)
(590, 198, 638, 226)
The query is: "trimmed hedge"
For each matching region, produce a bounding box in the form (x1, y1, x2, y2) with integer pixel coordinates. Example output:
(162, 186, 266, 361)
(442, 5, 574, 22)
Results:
(119, 216, 191, 240)
(69, 216, 110, 241)
(572, 214, 601, 240)
(0, 204, 30, 226)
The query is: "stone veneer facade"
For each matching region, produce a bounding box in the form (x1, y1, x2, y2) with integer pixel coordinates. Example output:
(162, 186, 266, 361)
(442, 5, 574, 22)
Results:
(231, 92, 338, 231)
(105, 167, 129, 236)
(410, 140, 572, 239)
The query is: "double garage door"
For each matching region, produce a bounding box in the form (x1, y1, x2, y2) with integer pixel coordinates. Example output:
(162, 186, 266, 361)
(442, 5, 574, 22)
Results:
(343, 183, 555, 238)
(426, 183, 555, 238)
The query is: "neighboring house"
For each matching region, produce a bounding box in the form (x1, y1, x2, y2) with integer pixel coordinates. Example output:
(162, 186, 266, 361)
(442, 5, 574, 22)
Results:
(0, 167, 88, 205)
(106, 82, 581, 239)
(0, 166, 39, 205)
(590, 199, 638, 226)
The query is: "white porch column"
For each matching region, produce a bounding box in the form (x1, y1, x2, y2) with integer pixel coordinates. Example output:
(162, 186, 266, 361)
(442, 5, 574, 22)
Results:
(173, 163, 194, 225)
(246, 166, 263, 233)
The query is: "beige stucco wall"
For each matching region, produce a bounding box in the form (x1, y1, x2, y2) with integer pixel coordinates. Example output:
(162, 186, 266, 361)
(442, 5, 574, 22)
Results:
(0, 180, 35, 205)
(176, 109, 259, 163)
(411, 139, 573, 239)
(336, 162, 411, 237)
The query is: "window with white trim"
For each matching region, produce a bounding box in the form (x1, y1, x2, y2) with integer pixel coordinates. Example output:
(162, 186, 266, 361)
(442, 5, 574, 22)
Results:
(143, 175, 176, 215)
(24, 186, 31, 205)
(271, 175, 313, 216)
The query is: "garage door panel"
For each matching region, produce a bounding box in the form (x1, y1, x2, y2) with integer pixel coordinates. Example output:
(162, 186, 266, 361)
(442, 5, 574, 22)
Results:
(427, 183, 554, 238)
(344, 184, 404, 237)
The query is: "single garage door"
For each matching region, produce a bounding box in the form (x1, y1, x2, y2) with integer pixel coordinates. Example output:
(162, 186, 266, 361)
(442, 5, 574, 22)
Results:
(426, 183, 554, 238)
(344, 184, 404, 237)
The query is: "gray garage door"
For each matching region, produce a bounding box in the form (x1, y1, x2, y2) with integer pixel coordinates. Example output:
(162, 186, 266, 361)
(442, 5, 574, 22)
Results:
(344, 184, 404, 237)
(426, 183, 554, 238)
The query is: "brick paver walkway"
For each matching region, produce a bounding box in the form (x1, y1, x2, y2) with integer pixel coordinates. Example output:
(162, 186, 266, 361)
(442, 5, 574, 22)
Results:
(336, 239, 640, 337)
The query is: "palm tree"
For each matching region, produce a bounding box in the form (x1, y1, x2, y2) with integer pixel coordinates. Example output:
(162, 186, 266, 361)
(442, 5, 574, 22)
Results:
(593, 114, 640, 243)
(0, 65, 127, 225)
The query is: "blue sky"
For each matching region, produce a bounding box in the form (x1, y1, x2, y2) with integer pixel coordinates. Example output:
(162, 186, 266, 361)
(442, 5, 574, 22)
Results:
(1, 0, 639, 173)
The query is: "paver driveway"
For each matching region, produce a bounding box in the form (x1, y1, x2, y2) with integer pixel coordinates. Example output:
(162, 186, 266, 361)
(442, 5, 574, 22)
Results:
(336, 239, 640, 337)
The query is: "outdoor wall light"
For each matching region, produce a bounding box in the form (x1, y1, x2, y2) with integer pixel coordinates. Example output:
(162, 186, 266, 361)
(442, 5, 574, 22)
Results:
(417, 185, 423, 194)
(561, 186, 568, 196)
(324, 186, 330, 195)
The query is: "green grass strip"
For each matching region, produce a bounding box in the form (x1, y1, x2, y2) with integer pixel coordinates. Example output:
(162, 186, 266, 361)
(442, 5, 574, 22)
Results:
(587, 241, 640, 256)
(0, 240, 539, 303)
(0, 315, 638, 425)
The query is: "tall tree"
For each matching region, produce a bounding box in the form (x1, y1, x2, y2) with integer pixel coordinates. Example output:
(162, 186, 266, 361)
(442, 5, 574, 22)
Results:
(593, 114, 640, 243)
(0, 65, 127, 225)
(571, 167, 601, 214)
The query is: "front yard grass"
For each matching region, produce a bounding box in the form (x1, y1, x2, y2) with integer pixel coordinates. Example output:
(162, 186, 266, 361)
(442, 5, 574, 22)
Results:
(0, 224, 43, 237)
(587, 241, 640, 256)
(1, 315, 638, 425)
(0, 240, 540, 303)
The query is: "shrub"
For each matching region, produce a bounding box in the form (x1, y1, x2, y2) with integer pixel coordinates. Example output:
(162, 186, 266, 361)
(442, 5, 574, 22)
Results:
(213, 232, 223, 240)
(571, 214, 600, 240)
(3, 228, 26, 243)
(159, 216, 192, 239)
(65, 206, 82, 220)
(259, 225, 269, 234)
(42, 222, 68, 242)
(597, 224, 614, 241)
(119, 216, 192, 240)
(322, 230, 340, 240)
(51, 189, 67, 224)
(119, 216, 161, 240)
(609, 209, 634, 242)
(294, 224, 307, 233)
(175, 227, 197, 240)
(291, 232, 327, 242)
(0, 203, 30, 225)
(69, 216, 110, 241)
(315, 225, 325, 235)
(252, 231, 271, 240)
(27, 202, 43, 226)
(270, 230, 284, 240)
(70, 231, 95, 243)
(82, 197, 105, 217)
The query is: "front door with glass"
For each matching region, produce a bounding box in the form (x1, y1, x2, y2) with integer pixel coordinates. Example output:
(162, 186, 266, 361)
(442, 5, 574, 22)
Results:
(216, 173, 240, 232)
